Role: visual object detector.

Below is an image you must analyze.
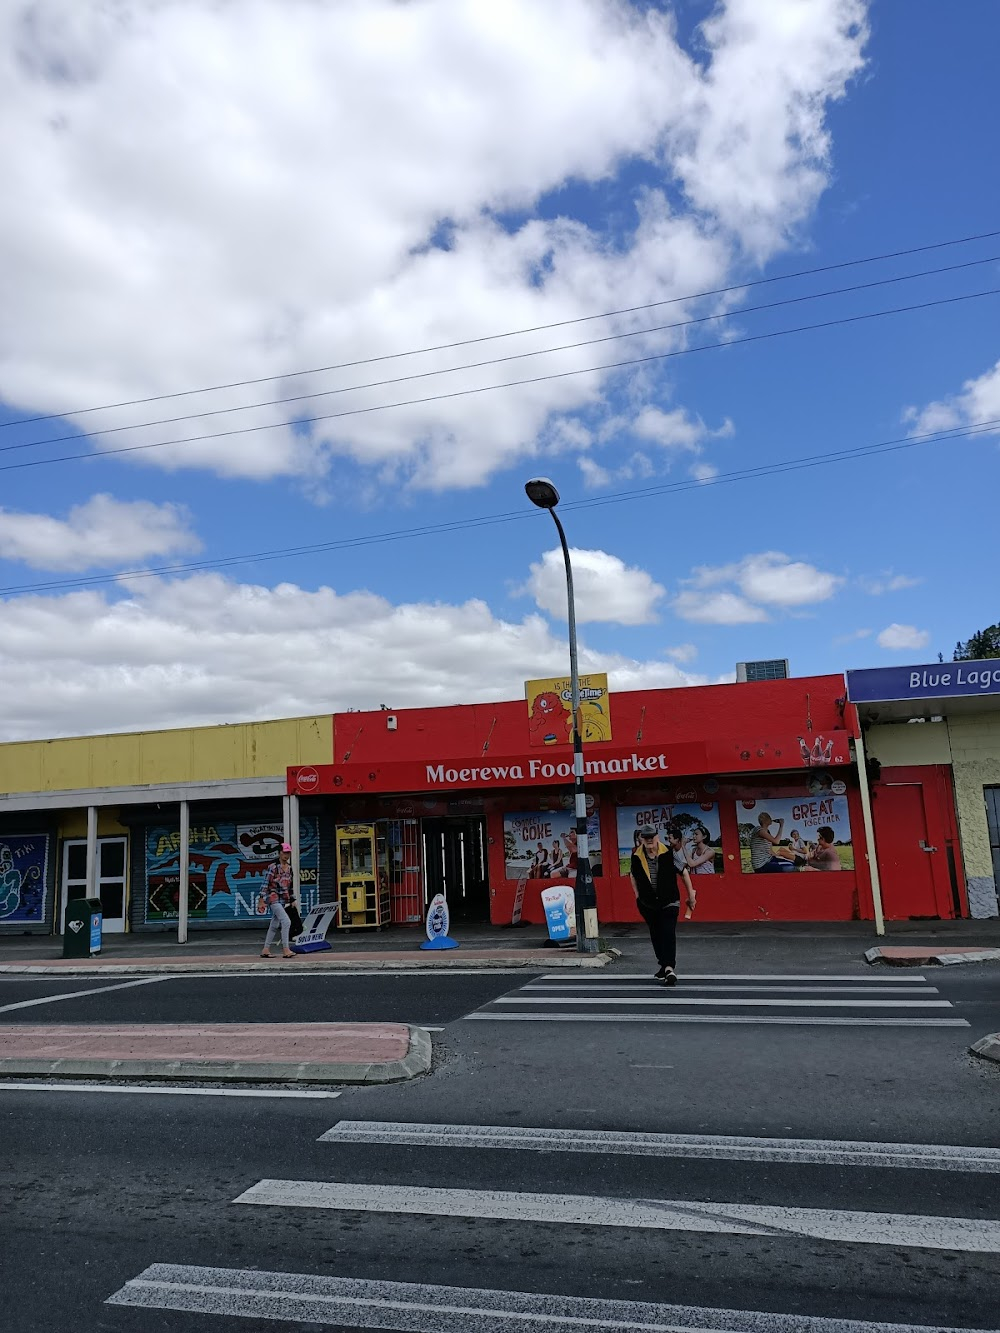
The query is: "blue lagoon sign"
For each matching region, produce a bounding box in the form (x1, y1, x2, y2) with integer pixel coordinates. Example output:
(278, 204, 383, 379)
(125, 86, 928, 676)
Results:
(847, 658, 1000, 704)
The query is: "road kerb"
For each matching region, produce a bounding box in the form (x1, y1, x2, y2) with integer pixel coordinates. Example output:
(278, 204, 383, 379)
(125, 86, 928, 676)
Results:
(0, 949, 615, 978)
(0, 1023, 432, 1085)
(865, 946, 1000, 967)
(971, 1033, 1000, 1065)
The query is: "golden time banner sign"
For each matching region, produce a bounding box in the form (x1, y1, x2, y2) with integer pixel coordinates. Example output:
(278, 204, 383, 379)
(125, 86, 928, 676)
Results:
(525, 673, 611, 746)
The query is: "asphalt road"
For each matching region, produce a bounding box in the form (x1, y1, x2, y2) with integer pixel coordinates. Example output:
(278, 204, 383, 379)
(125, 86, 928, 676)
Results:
(3, 960, 999, 1331)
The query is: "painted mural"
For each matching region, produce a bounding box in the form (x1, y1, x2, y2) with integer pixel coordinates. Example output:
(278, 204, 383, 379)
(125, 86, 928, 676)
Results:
(0, 834, 49, 925)
(143, 819, 320, 923)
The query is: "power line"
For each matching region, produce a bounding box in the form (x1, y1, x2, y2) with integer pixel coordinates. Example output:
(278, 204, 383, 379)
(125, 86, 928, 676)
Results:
(3, 417, 995, 599)
(2, 284, 997, 476)
(2, 225, 998, 431)
(6, 251, 997, 457)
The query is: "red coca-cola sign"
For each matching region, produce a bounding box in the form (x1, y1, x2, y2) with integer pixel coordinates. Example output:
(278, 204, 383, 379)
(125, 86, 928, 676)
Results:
(295, 766, 320, 794)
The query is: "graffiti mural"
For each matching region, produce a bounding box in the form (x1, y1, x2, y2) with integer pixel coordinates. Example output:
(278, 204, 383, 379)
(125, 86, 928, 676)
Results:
(143, 819, 320, 923)
(0, 834, 49, 924)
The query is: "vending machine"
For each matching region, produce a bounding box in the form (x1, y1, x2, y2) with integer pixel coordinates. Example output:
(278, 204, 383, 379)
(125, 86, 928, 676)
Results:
(335, 823, 391, 929)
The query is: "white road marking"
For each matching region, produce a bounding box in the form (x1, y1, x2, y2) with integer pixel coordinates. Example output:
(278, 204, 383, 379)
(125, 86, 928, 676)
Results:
(318, 1121, 1000, 1171)
(0, 976, 170, 1014)
(522, 985, 940, 995)
(491, 996, 954, 1008)
(465, 1013, 970, 1027)
(234, 1179, 1000, 1252)
(105, 1265, 1000, 1332)
(540, 974, 929, 982)
(0, 1082, 342, 1099)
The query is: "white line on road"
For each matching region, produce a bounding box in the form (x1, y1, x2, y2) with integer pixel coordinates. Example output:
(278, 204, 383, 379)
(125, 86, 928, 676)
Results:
(0, 976, 170, 1014)
(540, 974, 930, 982)
(106, 1265, 1000, 1332)
(0, 1082, 342, 1099)
(464, 1013, 970, 1027)
(522, 985, 940, 995)
(234, 1179, 1000, 1252)
(492, 996, 954, 1008)
(318, 1121, 1000, 1171)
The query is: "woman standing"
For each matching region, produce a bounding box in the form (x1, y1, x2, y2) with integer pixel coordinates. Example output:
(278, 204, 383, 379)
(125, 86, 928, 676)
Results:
(260, 842, 296, 959)
(630, 824, 696, 986)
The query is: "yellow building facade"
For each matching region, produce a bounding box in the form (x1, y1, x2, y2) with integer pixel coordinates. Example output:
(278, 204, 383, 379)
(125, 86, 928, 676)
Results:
(0, 716, 332, 935)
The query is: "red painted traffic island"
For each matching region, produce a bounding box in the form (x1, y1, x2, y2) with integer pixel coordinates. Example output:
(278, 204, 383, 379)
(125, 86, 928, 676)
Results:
(0, 1022, 429, 1084)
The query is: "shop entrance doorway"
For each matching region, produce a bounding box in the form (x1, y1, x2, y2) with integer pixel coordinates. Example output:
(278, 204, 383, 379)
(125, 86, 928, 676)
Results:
(60, 837, 128, 934)
(422, 817, 489, 922)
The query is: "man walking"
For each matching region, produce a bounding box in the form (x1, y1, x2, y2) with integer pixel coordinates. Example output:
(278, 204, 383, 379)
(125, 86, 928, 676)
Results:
(630, 825, 696, 985)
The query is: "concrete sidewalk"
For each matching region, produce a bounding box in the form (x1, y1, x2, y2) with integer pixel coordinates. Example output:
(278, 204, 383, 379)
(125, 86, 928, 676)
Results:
(0, 1022, 431, 1084)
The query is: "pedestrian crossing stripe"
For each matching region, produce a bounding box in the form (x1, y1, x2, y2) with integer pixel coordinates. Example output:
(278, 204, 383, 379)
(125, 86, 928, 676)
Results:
(105, 1267, 1000, 1332)
(317, 1121, 1000, 1171)
(539, 974, 932, 982)
(491, 996, 954, 1007)
(523, 984, 940, 994)
(465, 1013, 970, 1026)
(233, 1179, 1000, 1252)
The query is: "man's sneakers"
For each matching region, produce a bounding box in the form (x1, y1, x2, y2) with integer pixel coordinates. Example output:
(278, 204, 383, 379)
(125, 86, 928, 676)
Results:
(653, 966, 667, 980)
(660, 967, 678, 987)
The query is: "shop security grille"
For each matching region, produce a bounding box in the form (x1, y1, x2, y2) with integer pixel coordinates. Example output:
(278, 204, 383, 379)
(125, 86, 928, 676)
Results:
(382, 819, 424, 926)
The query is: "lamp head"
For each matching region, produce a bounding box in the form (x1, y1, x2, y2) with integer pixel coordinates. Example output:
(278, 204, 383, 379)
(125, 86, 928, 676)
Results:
(525, 477, 560, 509)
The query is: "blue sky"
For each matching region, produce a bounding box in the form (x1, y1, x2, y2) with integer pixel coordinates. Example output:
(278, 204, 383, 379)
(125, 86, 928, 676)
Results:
(0, 0, 998, 739)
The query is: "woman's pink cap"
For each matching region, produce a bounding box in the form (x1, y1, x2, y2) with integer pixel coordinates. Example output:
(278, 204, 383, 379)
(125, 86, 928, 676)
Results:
(281, 843, 292, 852)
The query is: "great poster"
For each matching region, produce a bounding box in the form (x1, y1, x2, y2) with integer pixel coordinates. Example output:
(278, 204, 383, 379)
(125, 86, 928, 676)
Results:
(616, 803, 723, 876)
(0, 834, 49, 925)
(738, 786, 854, 873)
(504, 805, 603, 880)
(144, 819, 320, 923)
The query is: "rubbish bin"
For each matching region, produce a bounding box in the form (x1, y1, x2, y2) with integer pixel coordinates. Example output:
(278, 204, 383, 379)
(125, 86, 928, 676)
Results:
(64, 897, 103, 958)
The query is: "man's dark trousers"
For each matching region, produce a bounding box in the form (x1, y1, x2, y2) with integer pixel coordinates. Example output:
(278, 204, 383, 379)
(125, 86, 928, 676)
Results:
(637, 900, 679, 969)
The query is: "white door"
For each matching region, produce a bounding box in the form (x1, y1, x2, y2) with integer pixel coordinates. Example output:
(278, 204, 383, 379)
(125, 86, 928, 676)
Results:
(61, 837, 128, 934)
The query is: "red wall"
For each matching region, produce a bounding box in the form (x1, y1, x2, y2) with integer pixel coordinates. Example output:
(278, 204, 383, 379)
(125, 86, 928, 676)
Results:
(482, 776, 875, 927)
(332, 676, 853, 763)
(326, 675, 878, 925)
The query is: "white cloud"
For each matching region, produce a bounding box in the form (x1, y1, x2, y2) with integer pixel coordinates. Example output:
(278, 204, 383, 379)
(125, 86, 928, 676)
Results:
(860, 572, 921, 595)
(666, 643, 698, 664)
(0, 0, 868, 489)
(690, 462, 719, 484)
(905, 359, 1000, 439)
(525, 547, 664, 625)
(688, 551, 842, 607)
(833, 628, 872, 645)
(877, 623, 930, 651)
(673, 590, 769, 625)
(0, 573, 707, 741)
(633, 407, 708, 452)
(0, 494, 200, 572)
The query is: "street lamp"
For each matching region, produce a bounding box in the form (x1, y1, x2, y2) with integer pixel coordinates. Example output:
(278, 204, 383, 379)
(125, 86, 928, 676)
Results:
(524, 477, 600, 954)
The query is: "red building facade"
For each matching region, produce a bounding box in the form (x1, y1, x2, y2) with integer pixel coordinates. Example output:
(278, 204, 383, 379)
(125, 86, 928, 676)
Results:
(289, 674, 882, 926)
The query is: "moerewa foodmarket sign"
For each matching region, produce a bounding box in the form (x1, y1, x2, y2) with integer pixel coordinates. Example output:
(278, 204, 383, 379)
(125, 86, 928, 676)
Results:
(287, 732, 851, 796)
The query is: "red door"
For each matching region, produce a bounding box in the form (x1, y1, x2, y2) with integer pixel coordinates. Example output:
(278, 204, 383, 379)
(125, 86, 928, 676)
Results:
(873, 784, 949, 919)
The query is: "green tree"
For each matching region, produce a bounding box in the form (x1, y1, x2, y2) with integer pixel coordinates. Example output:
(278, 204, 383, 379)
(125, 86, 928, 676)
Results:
(954, 623, 1000, 660)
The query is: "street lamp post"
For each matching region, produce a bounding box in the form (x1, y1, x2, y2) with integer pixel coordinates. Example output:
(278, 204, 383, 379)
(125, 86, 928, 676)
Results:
(524, 477, 600, 954)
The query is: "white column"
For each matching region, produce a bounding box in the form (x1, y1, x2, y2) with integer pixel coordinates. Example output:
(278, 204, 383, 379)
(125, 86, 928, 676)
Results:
(853, 732, 886, 937)
(178, 800, 190, 945)
(85, 806, 98, 903)
(289, 793, 301, 905)
(282, 795, 291, 846)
